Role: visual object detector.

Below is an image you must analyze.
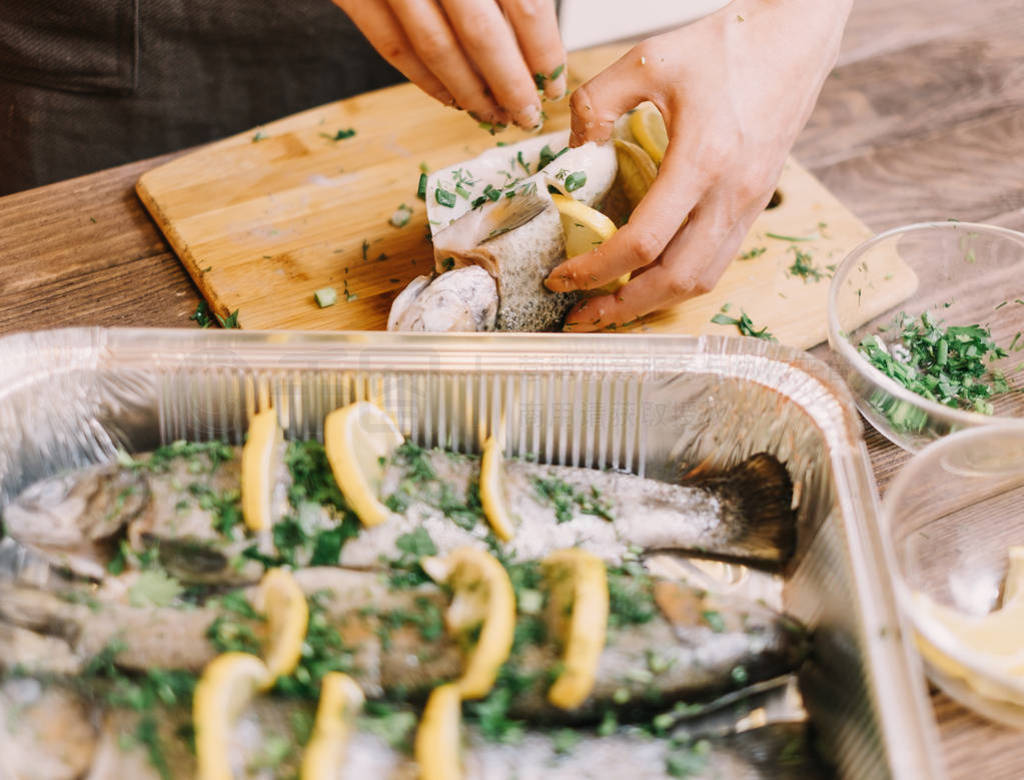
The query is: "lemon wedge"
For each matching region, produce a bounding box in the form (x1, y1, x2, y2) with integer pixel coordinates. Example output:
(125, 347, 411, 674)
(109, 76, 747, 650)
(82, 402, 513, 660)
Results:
(914, 546, 1024, 693)
(241, 408, 282, 532)
(194, 652, 271, 780)
(478, 437, 515, 542)
(421, 547, 515, 699)
(550, 194, 628, 293)
(542, 548, 609, 710)
(628, 102, 668, 165)
(415, 683, 462, 780)
(613, 139, 658, 212)
(299, 672, 365, 780)
(254, 568, 309, 682)
(324, 401, 404, 527)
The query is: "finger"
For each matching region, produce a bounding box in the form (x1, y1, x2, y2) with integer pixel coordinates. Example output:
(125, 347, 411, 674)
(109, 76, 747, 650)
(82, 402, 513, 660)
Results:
(439, 0, 543, 129)
(497, 0, 567, 100)
(568, 46, 653, 146)
(385, 0, 509, 124)
(563, 201, 746, 331)
(545, 145, 704, 292)
(334, 0, 456, 107)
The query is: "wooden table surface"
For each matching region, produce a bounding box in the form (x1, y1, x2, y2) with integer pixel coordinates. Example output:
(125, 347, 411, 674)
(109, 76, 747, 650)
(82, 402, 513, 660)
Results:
(1, 0, 1022, 776)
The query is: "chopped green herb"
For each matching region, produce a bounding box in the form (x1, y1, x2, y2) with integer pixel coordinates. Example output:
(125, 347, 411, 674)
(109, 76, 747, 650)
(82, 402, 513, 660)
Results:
(252, 130, 267, 142)
(787, 247, 825, 282)
(190, 300, 214, 328)
(441, 256, 455, 271)
(216, 309, 240, 329)
(128, 569, 184, 608)
(314, 286, 338, 308)
(701, 609, 726, 633)
(857, 311, 1011, 416)
(435, 187, 456, 208)
(564, 171, 587, 192)
(765, 231, 816, 242)
(320, 128, 356, 141)
(389, 203, 414, 228)
(739, 246, 766, 260)
(417, 172, 428, 200)
(709, 311, 776, 340)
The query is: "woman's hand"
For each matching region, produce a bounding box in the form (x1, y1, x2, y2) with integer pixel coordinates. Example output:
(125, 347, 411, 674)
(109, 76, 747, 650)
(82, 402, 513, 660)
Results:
(544, 0, 853, 331)
(334, 0, 566, 130)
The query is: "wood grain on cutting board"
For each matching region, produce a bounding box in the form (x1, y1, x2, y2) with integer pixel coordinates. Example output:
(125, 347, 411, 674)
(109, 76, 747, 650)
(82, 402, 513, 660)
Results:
(136, 45, 915, 348)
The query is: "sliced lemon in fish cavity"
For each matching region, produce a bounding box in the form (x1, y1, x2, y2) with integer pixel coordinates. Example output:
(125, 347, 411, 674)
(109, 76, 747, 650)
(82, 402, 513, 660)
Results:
(300, 672, 365, 780)
(422, 547, 516, 699)
(324, 401, 404, 527)
(478, 436, 515, 542)
(194, 652, 271, 780)
(241, 408, 282, 532)
(415, 683, 463, 780)
(628, 102, 669, 165)
(543, 548, 609, 710)
(550, 194, 628, 293)
(255, 567, 309, 682)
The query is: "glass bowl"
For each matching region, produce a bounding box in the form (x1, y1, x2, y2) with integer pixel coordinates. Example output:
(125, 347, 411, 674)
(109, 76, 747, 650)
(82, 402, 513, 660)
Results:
(828, 221, 1024, 452)
(882, 424, 1024, 727)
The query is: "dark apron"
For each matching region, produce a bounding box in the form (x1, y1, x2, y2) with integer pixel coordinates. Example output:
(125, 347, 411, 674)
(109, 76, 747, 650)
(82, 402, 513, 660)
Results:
(0, 0, 402, 195)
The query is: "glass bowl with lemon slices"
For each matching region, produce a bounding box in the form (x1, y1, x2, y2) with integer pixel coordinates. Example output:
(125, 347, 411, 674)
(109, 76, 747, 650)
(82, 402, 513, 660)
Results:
(828, 221, 1024, 452)
(883, 424, 1024, 726)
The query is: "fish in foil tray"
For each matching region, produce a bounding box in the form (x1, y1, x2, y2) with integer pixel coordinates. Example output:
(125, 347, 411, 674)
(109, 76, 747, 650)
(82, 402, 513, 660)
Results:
(0, 402, 829, 779)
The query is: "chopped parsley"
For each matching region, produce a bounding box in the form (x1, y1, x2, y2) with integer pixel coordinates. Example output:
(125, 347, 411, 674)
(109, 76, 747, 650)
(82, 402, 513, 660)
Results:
(564, 171, 587, 192)
(189, 300, 214, 328)
(709, 310, 776, 340)
(320, 128, 356, 141)
(216, 309, 240, 329)
(739, 246, 766, 260)
(435, 187, 456, 208)
(858, 311, 1011, 415)
(786, 247, 826, 282)
(538, 144, 568, 170)
(531, 476, 613, 522)
(416, 172, 428, 200)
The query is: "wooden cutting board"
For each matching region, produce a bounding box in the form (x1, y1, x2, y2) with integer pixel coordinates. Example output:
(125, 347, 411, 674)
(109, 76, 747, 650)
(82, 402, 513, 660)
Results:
(137, 45, 914, 348)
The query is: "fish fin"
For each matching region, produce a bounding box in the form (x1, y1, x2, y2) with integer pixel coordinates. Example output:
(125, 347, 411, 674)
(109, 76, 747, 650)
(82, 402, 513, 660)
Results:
(691, 454, 797, 566)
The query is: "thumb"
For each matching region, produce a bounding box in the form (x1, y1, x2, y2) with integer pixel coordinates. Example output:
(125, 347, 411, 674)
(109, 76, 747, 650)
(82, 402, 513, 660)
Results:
(569, 46, 658, 147)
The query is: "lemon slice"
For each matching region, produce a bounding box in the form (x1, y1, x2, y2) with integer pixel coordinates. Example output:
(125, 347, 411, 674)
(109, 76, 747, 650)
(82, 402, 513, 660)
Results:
(241, 408, 282, 532)
(194, 652, 271, 780)
(324, 401, 404, 527)
(415, 683, 462, 780)
(542, 548, 609, 710)
(478, 437, 515, 542)
(300, 673, 365, 780)
(628, 102, 668, 165)
(550, 194, 628, 294)
(421, 547, 515, 699)
(913, 546, 1024, 693)
(254, 568, 309, 681)
(613, 139, 658, 212)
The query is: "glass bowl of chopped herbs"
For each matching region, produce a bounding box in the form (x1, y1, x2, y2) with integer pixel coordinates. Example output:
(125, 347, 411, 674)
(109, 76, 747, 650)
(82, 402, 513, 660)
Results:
(828, 221, 1024, 451)
(882, 424, 1024, 726)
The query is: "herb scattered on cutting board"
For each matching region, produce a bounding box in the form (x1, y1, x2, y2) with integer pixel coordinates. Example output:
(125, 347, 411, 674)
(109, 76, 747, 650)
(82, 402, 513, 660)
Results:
(858, 310, 1011, 414)
(389, 204, 413, 228)
(314, 287, 337, 308)
(786, 247, 827, 282)
(710, 309, 776, 341)
(320, 128, 356, 141)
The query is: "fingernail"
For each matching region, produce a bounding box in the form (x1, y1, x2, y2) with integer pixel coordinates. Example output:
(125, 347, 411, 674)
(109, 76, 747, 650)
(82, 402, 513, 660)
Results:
(515, 103, 541, 130)
(545, 75, 568, 102)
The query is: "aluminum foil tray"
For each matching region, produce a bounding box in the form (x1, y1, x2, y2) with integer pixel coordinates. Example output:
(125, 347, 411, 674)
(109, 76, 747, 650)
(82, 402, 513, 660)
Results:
(0, 327, 942, 778)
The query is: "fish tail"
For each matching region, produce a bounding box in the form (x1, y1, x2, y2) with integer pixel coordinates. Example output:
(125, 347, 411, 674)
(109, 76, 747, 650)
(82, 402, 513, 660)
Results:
(696, 454, 797, 565)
